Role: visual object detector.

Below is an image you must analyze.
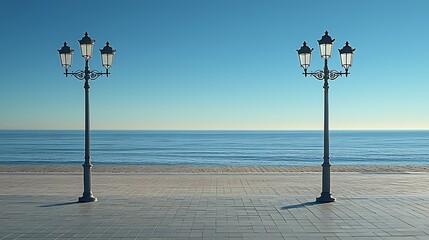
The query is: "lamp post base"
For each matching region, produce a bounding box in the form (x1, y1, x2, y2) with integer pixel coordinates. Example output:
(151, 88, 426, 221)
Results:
(78, 194, 97, 203)
(316, 192, 335, 203)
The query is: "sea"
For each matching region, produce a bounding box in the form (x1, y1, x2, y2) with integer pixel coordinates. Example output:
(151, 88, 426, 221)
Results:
(0, 130, 427, 166)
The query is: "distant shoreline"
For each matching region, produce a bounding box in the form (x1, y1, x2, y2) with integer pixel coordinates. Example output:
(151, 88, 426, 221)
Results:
(1, 129, 429, 132)
(0, 164, 428, 174)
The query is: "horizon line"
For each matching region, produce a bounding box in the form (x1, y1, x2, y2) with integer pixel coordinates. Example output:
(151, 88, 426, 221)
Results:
(1, 129, 429, 131)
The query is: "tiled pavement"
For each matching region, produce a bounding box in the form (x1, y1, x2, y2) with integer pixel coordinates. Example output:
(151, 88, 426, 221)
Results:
(0, 172, 428, 239)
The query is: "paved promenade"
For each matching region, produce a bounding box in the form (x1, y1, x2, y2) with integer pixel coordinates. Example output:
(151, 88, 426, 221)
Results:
(0, 172, 428, 239)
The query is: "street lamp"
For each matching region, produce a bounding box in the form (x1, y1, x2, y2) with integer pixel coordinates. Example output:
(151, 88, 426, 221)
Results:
(58, 32, 116, 202)
(297, 31, 355, 203)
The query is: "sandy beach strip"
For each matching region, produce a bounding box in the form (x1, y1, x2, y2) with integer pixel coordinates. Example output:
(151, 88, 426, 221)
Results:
(0, 164, 428, 173)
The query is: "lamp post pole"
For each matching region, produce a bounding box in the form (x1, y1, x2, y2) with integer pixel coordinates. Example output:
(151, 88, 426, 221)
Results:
(297, 31, 355, 203)
(320, 59, 331, 202)
(81, 59, 94, 202)
(58, 32, 116, 202)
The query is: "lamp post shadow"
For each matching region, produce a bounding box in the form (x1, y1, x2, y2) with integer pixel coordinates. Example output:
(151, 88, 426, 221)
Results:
(39, 201, 80, 208)
(281, 201, 329, 210)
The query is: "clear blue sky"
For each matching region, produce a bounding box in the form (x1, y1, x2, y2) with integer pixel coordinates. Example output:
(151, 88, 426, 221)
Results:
(0, 0, 428, 130)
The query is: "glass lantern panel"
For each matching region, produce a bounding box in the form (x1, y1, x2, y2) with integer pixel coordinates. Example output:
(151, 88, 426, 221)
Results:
(80, 44, 94, 59)
(341, 53, 353, 69)
(65, 53, 73, 67)
(299, 53, 311, 69)
(108, 54, 114, 67)
(320, 43, 332, 59)
(102, 53, 114, 68)
(101, 54, 108, 67)
(60, 53, 72, 68)
(60, 53, 66, 66)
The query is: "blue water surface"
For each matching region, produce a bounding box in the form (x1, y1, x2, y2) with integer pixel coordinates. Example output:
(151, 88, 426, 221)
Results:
(0, 130, 427, 166)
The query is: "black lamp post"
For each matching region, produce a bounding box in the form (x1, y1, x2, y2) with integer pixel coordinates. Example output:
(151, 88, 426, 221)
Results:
(58, 32, 116, 202)
(297, 31, 355, 203)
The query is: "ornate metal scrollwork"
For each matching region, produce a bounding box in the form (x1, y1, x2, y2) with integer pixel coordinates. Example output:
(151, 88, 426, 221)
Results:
(328, 70, 342, 80)
(306, 69, 345, 81)
(309, 70, 324, 80)
(89, 70, 104, 80)
(66, 70, 107, 80)
(67, 70, 85, 80)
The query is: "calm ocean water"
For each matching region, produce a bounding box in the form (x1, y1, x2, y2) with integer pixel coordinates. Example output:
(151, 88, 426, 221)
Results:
(0, 130, 427, 166)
